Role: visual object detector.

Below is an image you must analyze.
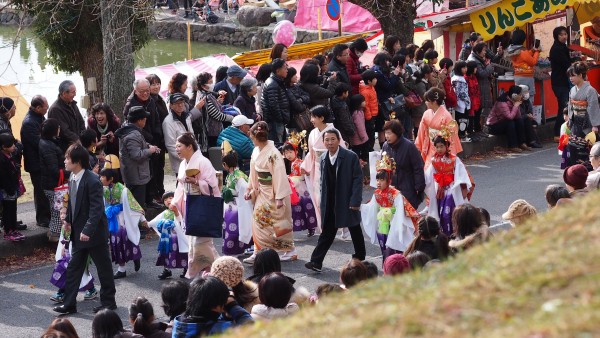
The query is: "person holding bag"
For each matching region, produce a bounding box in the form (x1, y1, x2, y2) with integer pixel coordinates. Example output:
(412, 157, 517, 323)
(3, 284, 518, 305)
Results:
(170, 132, 221, 279)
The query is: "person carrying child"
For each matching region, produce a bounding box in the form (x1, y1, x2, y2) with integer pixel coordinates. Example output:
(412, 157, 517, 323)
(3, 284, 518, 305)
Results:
(99, 167, 147, 279)
(423, 128, 474, 237)
(148, 192, 189, 280)
(220, 143, 253, 255)
(283, 131, 318, 237)
(361, 152, 420, 263)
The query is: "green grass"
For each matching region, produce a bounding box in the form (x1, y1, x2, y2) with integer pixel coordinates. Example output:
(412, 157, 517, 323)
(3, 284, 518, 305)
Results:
(225, 191, 600, 337)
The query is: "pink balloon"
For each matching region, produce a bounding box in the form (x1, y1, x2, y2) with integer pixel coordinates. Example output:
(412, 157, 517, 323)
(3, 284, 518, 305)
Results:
(273, 20, 297, 47)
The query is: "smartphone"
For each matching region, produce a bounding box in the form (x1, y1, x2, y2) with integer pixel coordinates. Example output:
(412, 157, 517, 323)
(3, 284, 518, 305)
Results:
(534, 39, 540, 49)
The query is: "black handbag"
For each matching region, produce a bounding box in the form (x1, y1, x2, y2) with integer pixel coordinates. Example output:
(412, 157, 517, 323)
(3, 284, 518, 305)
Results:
(185, 186, 224, 238)
(293, 108, 314, 132)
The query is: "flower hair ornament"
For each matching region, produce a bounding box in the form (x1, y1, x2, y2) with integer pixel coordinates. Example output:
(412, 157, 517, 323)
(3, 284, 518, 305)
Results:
(431, 120, 457, 143)
(285, 130, 307, 152)
(376, 152, 396, 174)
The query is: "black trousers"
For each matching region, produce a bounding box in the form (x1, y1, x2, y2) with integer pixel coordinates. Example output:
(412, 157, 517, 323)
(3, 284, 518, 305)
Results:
(552, 85, 569, 136)
(1, 200, 17, 232)
(146, 155, 165, 203)
(488, 119, 526, 148)
(63, 243, 116, 308)
(310, 222, 366, 266)
(127, 184, 147, 209)
(30, 171, 51, 226)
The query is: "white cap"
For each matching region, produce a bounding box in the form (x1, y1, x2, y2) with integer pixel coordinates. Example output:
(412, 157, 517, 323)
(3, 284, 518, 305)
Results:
(232, 115, 254, 127)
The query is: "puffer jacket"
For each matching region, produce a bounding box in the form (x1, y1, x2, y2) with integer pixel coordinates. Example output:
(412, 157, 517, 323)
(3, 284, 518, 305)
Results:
(115, 124, 153, 185)
(506, 45, 540, 77)
(299, 82, 334, 109)
(20, 109, 45, 173)
(39, 138, 66, 190)
(359, 84, 378, 120)
(260, 74, 290, 124)
(330, 96, 355, 141)
(287, 84, 310, 130)
(172, 302, 253, 338)
(467, 52, 495, 110)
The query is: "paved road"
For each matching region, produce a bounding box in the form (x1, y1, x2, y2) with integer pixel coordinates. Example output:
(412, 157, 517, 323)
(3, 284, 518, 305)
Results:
(0, 146, 562, 337)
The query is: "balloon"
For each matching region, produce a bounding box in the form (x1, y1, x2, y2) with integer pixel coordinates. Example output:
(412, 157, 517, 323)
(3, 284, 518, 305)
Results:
(273, 20, 297, 47)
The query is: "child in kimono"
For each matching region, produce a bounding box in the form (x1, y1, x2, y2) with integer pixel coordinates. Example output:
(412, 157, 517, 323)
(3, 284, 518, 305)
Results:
(149, 192, 189, 280)
(361, 152, 420, 263)
(283, 131, 318, 237)
(50, 196, 97, 303)
(99, 168, 147, 279)
(221, 148, 252, 255)
(424, 134, 474, 237)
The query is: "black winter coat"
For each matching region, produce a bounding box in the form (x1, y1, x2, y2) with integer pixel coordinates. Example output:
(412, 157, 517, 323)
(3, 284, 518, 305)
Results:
(0, 152, 19, 196)
(381, 137, 425, 209)
(299, 82, 334, 109)
(330, 96, 355, 141)
(47, 96, 85, 152)
(20, 109, 45, 173)
(123, 92, 162, 145)
(214, 79, 240, 106)
(287, 84, 310, 130)
(260, 75, 290, 124)
(234, 92, 258, 120)
(550, 41, 575, 88)
(328, 58, 350, 85)
(39, 138, 66, 190)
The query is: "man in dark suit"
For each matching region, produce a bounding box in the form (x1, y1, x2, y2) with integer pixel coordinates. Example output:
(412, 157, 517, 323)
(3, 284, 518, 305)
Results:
(305, 128, 366, 272)
(213, 65, 247, 106)
(53, 144, 116, 315)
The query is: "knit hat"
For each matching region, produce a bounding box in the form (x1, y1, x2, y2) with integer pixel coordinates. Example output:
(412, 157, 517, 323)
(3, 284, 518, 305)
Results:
(502, 199, 537, 221)
(563, 164, 588, 190)
(0, 97, 15, 115)
(210, 256, 244, 288)
(227, 65, 248, 79)
(383, 254, 411, 276)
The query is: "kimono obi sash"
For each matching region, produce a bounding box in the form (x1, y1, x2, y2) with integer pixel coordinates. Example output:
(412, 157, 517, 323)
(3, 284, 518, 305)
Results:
(570, 99, 588, 115)
(257, 171, 273, 185)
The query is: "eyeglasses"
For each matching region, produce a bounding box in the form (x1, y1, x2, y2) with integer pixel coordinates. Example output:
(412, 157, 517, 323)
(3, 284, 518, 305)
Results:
(138, 89, 150, 94)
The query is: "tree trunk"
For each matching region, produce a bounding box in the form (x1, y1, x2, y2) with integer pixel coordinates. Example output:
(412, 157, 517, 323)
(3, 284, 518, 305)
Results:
(79, 44, 105, 108)
(348, 0, 416, 46)
(100, 0, 135, 121)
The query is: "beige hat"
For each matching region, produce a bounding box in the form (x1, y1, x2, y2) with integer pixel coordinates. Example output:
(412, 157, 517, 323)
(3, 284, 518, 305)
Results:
(103, 154, 120, 170)
(210, 256, 244, 288)
(502, 199, 537, 221)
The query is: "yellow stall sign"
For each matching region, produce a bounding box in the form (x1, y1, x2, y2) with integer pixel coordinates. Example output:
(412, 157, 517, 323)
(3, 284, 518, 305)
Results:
(470, 0, 577, 41)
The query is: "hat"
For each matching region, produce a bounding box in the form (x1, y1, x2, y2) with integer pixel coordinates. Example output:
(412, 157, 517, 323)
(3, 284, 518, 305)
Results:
(227, 65, 248, 78)
(169, 93, 187, 103)
(563, 164, 588, 190)
(210, 256, 244, 288)
(0, 97, 15, 115)
(127, 106, 149, 122)
(103, 154, 120, 170)
(232, 115, 254, 127)
(518, 84, 530, 92)
(383, 254, 411, 276)
(502, 199, 537, 221)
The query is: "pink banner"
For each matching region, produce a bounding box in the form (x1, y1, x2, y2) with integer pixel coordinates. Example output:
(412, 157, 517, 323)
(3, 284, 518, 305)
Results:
(294, 0, 381, 33)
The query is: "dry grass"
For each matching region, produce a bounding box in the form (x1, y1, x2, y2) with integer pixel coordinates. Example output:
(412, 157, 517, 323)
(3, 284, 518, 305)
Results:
(18, 172, 34, 204)
(225, 191, 600, 338)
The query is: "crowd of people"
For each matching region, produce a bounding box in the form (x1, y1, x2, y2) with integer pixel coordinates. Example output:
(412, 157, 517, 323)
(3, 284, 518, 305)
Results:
(0, 28, 599, 337)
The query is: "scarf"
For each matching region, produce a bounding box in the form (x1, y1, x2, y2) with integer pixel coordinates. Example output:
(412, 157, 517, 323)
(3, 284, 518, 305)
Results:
(157, 219, 175, 255)
(105, 204, 123, 234)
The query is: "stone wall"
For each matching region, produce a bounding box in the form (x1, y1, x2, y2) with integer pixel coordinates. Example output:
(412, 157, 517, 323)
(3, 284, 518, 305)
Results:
(149, 20, 338, 49)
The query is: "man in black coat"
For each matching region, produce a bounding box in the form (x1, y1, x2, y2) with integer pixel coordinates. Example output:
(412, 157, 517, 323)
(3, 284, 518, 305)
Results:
(48, 80, 85, 152)
(327, 44, 351, 86)
(53, 144, 116, 315)
(20, 95, 50, 227)
(305, 128, 366, 272)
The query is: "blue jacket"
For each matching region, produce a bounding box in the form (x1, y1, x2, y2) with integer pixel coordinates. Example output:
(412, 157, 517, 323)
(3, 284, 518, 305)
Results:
(216, 126, 254, 160)
(172, 303, 253, 338)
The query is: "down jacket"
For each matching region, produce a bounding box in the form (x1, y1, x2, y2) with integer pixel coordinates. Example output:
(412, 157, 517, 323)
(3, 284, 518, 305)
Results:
(260, 74, 290, 124)
(39, 138, 66, 191)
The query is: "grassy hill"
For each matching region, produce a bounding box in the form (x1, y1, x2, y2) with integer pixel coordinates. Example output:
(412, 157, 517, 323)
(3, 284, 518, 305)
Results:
(226, 191, 600, 337)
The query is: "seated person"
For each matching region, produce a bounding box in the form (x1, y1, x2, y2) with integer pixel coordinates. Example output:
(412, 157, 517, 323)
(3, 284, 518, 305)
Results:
(517, 85, 542, 148)
(217, 115, 255, 173)
(487, 85, 530, 153)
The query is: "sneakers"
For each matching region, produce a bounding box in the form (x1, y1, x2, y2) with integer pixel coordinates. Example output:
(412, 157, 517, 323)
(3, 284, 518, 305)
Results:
(460, 136, 472, 143)
(508, 147, 523, 153)
(243, 246, 255, 256)
(4, 231, 24, 241)
(519, 143, 532, 151)
(279, 250, 298, 262)
(158, 268, 172, 280)
(307, 229, 316, 237)
(84, 288, 98, 300)
(243, 253, 257, 264)
(337, 229, 351, 241)
(50, 292, 65, 303)
(305, 261, 322, 273)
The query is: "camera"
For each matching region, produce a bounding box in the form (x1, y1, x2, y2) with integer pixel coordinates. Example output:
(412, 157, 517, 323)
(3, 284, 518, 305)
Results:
(324, 71, 333, 77)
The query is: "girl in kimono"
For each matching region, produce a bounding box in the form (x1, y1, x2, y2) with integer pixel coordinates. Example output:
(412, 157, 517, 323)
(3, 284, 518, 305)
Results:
(361, 152, 420, 263)
(567, 62, 600, 138)
(300, 105, 346, 235)
(99, 168, 147, 279)
(424, 134, 474, 237)
(243, 121, 296, 264)
(415, 88, 463, 169)
(221, 147, 252, 255)
(50, 197, 97, 303)
(148, 192, 189, 280)
(283, 131, 318, 237)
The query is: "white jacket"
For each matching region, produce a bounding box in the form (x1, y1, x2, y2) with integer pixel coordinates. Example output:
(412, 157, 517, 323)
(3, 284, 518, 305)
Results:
(162, 108, 202, 173)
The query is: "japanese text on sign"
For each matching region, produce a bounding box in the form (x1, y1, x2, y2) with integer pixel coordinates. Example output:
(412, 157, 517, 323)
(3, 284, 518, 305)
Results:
(470, 0, 577, 41)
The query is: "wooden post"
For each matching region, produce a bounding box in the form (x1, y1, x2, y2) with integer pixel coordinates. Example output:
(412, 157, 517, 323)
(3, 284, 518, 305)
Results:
(337, 0, 342, 36)
(318, 8, 322, 41)
(187, 22, 192, 60)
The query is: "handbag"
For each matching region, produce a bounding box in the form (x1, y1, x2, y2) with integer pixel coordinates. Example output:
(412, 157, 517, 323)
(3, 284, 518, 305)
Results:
(293, 108, 313, 132)
(53, 169, 69, 211)
(405, 90, 423, 108)
(384, 95, 405, 114)
(17, 176, 26, 197)
(185, 185, 224, 238)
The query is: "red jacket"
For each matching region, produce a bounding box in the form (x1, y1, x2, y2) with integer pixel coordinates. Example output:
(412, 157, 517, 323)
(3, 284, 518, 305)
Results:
(347, 50, 362, 95)
(465, 74, 481, 116)
(359, 84, 378, 120)
(443, 75, 457, 109)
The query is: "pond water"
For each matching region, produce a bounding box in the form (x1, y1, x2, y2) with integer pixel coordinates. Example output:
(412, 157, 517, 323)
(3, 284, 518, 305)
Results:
(0, 25, 247, 103)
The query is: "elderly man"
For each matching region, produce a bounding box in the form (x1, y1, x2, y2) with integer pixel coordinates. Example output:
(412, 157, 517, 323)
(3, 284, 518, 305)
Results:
(48, 80, 85, 152)
(162, 93, 205, 173)
(217, 115, 254, 172)
(214, 65, 248, 106)
(123, 79, 164, 209)
(21, 95, 50, 228)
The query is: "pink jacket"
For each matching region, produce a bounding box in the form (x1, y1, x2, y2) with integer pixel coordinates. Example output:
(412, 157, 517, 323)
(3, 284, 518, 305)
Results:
(487, 100, 521, 125)
(349, 109, 368, 146)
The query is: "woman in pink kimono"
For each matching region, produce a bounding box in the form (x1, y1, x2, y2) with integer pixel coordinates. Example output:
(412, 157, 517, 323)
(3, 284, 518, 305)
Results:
(415, 88, 463, 169)
(300, 106, 346, 232)
(170, 133, 220, 279)
(243, 121, 296, 264)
